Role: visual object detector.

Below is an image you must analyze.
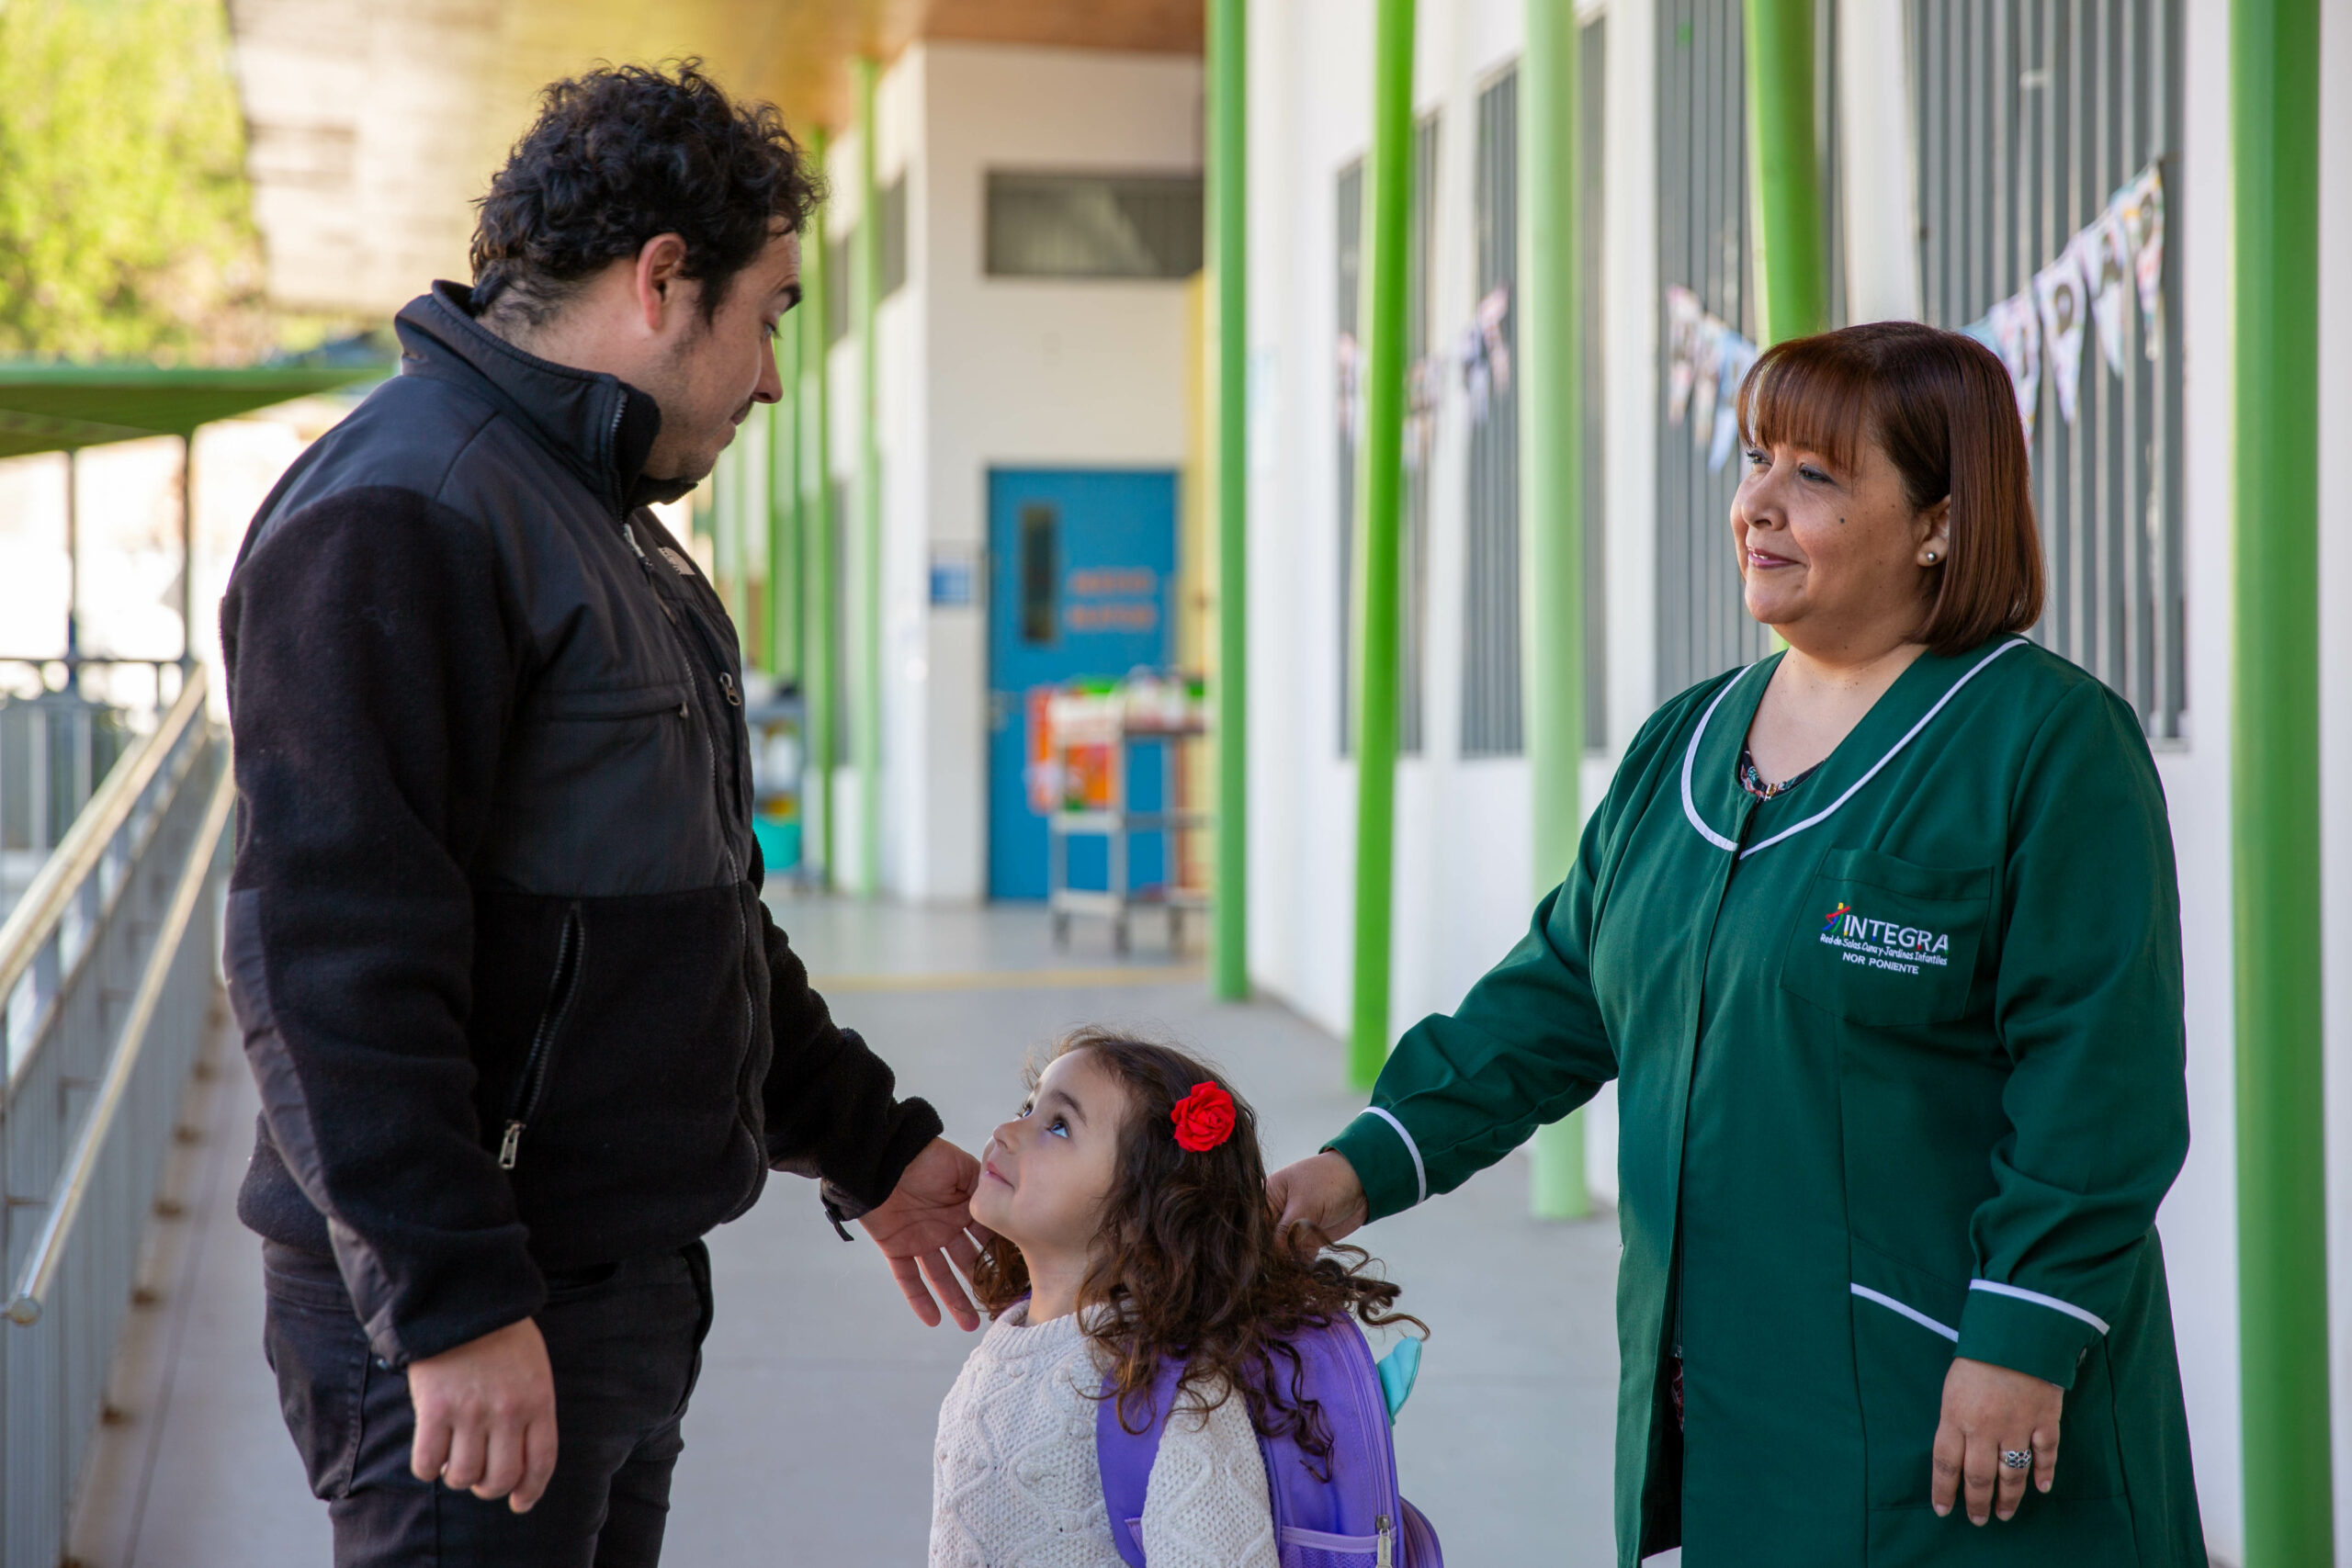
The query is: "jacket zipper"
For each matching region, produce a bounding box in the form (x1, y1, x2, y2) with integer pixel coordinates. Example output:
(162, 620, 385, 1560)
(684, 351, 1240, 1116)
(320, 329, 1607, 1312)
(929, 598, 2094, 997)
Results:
(500, 902, 585, 1169)
(620, 522, 764, 1145)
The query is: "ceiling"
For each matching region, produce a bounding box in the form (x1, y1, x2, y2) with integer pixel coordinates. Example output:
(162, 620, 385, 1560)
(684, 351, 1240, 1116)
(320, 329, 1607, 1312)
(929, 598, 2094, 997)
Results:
(226, 0, 1204, 319)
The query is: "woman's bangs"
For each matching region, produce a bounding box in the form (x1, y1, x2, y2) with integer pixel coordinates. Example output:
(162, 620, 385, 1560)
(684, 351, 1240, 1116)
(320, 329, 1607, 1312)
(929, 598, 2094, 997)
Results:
(1736, 341, 1874, 478)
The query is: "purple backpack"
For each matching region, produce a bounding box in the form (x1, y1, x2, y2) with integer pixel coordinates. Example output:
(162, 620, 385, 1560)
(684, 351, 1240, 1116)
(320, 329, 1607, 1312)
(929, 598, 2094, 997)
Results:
(1095, 1317, 1442, 1568)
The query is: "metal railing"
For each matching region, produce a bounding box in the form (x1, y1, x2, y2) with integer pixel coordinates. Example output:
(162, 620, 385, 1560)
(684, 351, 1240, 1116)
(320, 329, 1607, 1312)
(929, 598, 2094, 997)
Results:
(1, 659, 195, 929)
(0, 671, 232, 1568)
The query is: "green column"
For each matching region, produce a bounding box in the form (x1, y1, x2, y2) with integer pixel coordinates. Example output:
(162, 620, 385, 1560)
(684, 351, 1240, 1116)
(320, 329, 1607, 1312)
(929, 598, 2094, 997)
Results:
(718, 435, 745, 626)
(770, 323, 802, 684)
(1741, 0, 1828, 345)
(1346, 0, 1415, 1091)
(2231, 1, 2333, 1562)
(1210, 0, 1250, 1001)
(1521, 0, 1589, 1220)
(806, 127, 838, 890)
(854, 57, 884, 899)
(739, 405, 769, 648)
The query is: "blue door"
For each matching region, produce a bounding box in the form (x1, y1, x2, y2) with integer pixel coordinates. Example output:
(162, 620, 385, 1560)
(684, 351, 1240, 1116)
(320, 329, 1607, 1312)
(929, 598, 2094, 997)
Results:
(987, 468, 1177, 901)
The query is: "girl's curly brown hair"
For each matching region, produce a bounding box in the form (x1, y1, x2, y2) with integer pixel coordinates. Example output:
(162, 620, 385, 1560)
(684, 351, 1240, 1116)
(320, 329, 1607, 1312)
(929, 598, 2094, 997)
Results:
(972, 1028, 1423, 1463)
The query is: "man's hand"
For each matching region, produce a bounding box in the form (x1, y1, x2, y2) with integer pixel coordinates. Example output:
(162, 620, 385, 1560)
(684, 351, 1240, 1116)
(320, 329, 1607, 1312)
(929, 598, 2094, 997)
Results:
(1267, 1150, 1369, 1255)
(407, 1316, 558, 1513)
(1930, 1356, 2063, 1524)
(860, 1137, 989, 1331)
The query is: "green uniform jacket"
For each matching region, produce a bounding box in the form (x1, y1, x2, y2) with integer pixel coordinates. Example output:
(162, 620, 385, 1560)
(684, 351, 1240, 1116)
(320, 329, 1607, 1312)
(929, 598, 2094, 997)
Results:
(1331, 639, 2205, 1567)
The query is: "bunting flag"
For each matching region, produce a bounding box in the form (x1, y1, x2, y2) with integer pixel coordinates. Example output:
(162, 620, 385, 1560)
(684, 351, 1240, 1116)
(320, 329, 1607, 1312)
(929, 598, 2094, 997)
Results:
(2118, 164, 2165, 353)
(1459, 284, 1513, 423)
(1709, 333, 1760, 472)
(1666, 286, 1703, 425)
(1987, 292, 2042, 441)
(1690, 324, 1724, 453)
(2069, 214, 2131, 376)
(1957, 159, 2165, 437)
(1659, 288, 1761, 474)
(2033, 252, 2090, 425)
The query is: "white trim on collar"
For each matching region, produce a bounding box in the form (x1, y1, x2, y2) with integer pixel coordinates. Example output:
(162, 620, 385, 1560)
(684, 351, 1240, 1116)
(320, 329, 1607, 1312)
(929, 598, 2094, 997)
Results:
(1679, 638, 2029, 861)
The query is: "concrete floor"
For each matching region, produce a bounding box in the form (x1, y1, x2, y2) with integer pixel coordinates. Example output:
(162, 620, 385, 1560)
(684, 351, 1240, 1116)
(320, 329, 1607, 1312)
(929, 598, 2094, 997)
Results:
(73, 897, 1626, 1566)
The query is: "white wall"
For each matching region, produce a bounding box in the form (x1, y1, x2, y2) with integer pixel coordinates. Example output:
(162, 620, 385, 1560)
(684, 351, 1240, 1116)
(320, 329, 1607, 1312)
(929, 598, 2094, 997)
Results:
(1244, 0, 1638, 1200)
(2151, 0, 2245, 1551)
(1246, 0, 1550, 1047)
(1238, 0, 2352, 1554)
(2318, 1, 2352, 1558)
(878, 40, 1202, 902)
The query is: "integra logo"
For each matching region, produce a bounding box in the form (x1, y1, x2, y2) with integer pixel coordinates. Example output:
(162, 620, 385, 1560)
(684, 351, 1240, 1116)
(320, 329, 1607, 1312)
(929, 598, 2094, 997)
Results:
(1818, 902, 1951, 975)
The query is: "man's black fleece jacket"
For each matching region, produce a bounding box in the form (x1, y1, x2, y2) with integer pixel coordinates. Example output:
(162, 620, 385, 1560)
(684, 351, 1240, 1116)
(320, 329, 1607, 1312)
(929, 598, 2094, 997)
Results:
(220, 283, 940, 1368)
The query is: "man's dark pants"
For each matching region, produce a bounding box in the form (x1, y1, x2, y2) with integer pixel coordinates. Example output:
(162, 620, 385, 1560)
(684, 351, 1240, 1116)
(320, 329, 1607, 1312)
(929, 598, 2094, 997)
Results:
(262, 1241, 713, 1566)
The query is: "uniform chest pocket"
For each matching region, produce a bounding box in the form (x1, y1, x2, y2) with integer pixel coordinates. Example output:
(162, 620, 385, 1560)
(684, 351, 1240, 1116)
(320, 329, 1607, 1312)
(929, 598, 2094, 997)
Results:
(1781, 850, 1992, 1026)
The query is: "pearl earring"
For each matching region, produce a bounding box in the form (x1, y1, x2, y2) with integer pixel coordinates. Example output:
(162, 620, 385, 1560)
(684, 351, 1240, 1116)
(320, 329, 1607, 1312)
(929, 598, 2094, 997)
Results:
(1926, 551, 1939, 563)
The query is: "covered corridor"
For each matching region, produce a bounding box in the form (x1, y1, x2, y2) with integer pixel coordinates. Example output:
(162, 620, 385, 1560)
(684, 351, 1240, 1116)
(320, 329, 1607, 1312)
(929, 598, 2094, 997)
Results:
(2, 0, 2346, 1562)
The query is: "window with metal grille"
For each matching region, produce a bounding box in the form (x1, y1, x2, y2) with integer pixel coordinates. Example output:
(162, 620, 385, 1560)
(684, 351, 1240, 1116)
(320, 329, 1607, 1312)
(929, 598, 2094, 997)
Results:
(1914, 0, 2184, 739)
(1654, 0, 1844, 699)
(1335, 115, 1437, 758)
(881, 173, 909, 299)
(984, 172, 1204, 278)
(1459, 31, 1611, 761)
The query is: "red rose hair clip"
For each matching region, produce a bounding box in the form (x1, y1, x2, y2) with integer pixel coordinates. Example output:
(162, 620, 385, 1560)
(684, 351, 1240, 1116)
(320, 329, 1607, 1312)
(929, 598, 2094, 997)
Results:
(1170, 1080, 1237, 1153)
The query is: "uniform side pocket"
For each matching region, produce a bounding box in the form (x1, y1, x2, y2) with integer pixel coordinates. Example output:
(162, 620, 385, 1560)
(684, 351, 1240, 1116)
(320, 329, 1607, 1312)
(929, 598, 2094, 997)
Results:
(1849, 1237, 2124, 1514)
(1849, 1240, 1967, 1511)
(1782, 849, 1992, 1026)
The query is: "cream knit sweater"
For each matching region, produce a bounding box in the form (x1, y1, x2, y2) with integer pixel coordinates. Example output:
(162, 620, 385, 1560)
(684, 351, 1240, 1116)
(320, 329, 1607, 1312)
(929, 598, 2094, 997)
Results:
(928, 1303, 1280, 1568)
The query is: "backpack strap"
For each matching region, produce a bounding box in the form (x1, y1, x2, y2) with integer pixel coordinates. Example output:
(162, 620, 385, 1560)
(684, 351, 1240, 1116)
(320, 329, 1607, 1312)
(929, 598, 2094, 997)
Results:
(1095, 1357, 1187, 1567)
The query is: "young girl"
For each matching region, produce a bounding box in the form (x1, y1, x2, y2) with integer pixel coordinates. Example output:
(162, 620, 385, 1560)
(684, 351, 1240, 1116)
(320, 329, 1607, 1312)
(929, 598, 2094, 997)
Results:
(928, 1028, 1419, 1568)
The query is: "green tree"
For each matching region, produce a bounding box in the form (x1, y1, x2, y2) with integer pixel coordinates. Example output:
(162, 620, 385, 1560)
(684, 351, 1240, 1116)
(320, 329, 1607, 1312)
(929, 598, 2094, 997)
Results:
(0, 0, 268, 362)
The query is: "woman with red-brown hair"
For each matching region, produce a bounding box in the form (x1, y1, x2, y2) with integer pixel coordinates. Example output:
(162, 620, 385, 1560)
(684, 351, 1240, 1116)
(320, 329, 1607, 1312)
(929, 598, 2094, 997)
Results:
(1272, 321, 2205, 1565)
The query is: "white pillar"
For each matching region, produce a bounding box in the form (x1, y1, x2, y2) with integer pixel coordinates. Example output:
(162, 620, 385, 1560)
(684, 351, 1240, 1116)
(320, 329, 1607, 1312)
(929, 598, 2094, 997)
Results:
(1836, 0, 1923, 324)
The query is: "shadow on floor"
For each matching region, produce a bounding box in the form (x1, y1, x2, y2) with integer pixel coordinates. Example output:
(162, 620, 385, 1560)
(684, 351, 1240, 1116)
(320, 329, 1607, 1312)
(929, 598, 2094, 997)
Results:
(77, 897, 1624, 1567)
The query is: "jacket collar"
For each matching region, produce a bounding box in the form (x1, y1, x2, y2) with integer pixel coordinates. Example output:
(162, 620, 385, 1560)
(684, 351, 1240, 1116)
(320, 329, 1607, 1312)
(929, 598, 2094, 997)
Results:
(393, 282, 695, 513)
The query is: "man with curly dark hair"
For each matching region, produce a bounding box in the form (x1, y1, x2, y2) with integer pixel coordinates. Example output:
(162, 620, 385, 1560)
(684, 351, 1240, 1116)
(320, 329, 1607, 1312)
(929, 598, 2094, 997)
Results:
(218, 62, 986, 1563)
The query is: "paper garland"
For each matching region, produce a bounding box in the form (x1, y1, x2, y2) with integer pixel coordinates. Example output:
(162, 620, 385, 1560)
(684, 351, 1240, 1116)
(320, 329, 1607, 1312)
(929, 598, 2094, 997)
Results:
(2033, 253, 2090, 426)
(1960, 161, 2166, 437)
(1662, 284, 1765, 474)
(1458, 284, 1513, 423)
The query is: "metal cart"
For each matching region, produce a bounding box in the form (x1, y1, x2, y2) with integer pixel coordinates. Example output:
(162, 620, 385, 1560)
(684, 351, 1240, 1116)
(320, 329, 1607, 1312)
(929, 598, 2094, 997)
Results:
(1044, 688, 1210, 953)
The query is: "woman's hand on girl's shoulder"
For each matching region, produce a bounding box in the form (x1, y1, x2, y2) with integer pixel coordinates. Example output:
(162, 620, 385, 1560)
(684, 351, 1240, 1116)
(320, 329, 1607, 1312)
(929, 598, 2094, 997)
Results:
(1266, 1151, 1369, 1255)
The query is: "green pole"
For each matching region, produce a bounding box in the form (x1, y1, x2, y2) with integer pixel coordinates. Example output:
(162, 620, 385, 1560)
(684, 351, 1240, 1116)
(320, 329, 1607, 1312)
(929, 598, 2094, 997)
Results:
(854, 57, 884, 900)
(720, 434, 746, 626)
(757, 404, 775, 667)
(1210, 0, 1250, 1001)
(2231, 2, 2333, 1562)
(770, 322, 801, 685)
(1346, 0, 1415, 1091)
(1521, 0, 1589, 1221)
(806, 127, 838, 890)
(1741, 0, 1828, 345)
(741, 404, 769, 653)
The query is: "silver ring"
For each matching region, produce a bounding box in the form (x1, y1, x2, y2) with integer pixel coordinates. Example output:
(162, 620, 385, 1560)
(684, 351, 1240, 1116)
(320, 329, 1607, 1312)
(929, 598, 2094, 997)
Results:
(2000, 1450, 2032, 1471)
